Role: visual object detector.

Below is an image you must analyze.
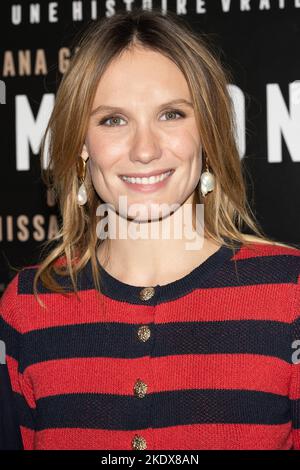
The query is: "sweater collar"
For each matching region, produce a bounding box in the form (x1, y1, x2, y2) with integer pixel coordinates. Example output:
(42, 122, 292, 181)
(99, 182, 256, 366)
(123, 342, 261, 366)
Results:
(86, 238, 243, 304)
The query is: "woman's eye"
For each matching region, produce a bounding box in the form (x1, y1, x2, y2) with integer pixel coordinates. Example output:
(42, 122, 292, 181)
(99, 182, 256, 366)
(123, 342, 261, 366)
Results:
(98, 109, 185, 127)
(99, 116, 126, 127)
(161, 110, 185, 121)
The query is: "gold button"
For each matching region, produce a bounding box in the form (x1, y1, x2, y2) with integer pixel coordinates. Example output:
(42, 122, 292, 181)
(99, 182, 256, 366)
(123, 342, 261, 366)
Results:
(139, 286, 155, 301)
(132, 434, 147, 450)
(137, 325, 151, 342)
(133, 379, 148, 398)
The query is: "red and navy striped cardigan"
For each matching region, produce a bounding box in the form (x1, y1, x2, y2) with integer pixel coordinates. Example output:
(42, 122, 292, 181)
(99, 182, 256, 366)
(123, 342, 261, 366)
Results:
(0, 241, 299, 450)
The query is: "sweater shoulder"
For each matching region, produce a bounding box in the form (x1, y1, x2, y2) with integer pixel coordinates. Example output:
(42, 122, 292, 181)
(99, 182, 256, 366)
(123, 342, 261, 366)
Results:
(1, 260, 73, 310)
(234, 241, 300, 284)
(15, 259, 78, 296)
(0, 261, 88, 334)
(237, 240, 300, 257)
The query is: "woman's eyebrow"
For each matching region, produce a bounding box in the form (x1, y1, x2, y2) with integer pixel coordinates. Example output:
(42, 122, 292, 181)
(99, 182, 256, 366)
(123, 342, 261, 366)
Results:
(90, 98, 194, 116)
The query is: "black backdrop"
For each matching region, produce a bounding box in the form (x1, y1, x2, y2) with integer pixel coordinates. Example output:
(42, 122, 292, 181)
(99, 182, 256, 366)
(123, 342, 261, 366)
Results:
(1, 0, 300, 295)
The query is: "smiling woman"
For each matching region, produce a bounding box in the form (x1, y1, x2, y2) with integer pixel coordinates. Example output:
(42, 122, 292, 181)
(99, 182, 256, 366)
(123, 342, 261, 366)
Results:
(0, 8, 300, 451)
(83, 44, 205, 226)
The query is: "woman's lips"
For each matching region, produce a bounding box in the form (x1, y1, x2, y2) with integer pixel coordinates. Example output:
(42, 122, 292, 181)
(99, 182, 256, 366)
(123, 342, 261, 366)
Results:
(119, 169, 175, 193)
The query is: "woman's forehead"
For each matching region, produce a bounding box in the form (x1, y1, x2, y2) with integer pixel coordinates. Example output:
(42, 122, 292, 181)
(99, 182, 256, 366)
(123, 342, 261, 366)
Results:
(92, 50, 190, 106)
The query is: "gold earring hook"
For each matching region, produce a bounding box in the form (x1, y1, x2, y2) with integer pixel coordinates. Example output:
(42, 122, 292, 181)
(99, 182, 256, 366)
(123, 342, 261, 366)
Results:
(77, 156, 88, 184)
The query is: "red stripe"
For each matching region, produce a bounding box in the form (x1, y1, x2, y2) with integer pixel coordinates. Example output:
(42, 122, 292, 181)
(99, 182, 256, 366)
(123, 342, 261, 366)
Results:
(233, 242, 300, 260)
(155, 283, 296, 324)
(292, 429, 300, 450)
(7, 355, 36, 408)
(20, 426, 35, 450)
(6, 356, 20, 393)
(31, 423, 293, 450)
(24, 354, 290, 400)
(153, 423, 294, 450)
(17, 289, 153, 331)
(15, 282, 295, 332)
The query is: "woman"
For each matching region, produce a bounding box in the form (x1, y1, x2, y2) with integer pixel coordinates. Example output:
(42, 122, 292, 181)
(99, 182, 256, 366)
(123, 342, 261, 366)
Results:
(0, 8, 299, 450)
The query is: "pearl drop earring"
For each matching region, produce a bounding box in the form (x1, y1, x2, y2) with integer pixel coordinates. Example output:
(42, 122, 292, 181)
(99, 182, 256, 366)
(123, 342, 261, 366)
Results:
(200, 152, 215, 198)
(77, 154, 89, 206)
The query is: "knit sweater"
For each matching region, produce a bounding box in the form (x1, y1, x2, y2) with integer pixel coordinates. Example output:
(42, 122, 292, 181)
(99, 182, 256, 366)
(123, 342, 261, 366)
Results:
(0, 240, 299, 450)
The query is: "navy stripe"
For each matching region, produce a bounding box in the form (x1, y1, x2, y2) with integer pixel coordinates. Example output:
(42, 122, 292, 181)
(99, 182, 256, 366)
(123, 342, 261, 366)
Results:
(18, 267, 81, 295)
(17, 256, 232, 301)
(34, 389, 290, 431)
(215, 255, 300, 287)
(18, 242, 239, 299)
(17, 249, 300, 305)
(19, 320, 293, 372)
(97, 254, 300, 304)
(292, 316, 300, 340)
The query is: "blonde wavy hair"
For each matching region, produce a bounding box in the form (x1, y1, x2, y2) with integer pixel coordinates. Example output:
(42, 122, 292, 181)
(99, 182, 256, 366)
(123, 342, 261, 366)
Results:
(26, 8, 298, 307)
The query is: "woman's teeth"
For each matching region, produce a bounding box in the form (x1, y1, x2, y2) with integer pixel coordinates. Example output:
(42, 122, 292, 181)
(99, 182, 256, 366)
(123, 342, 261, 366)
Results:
(121, 170, 173, 185)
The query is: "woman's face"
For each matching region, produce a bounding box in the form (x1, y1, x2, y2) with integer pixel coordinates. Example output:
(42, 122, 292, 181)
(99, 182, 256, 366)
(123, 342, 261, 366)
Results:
(84, 46, 202, 221)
